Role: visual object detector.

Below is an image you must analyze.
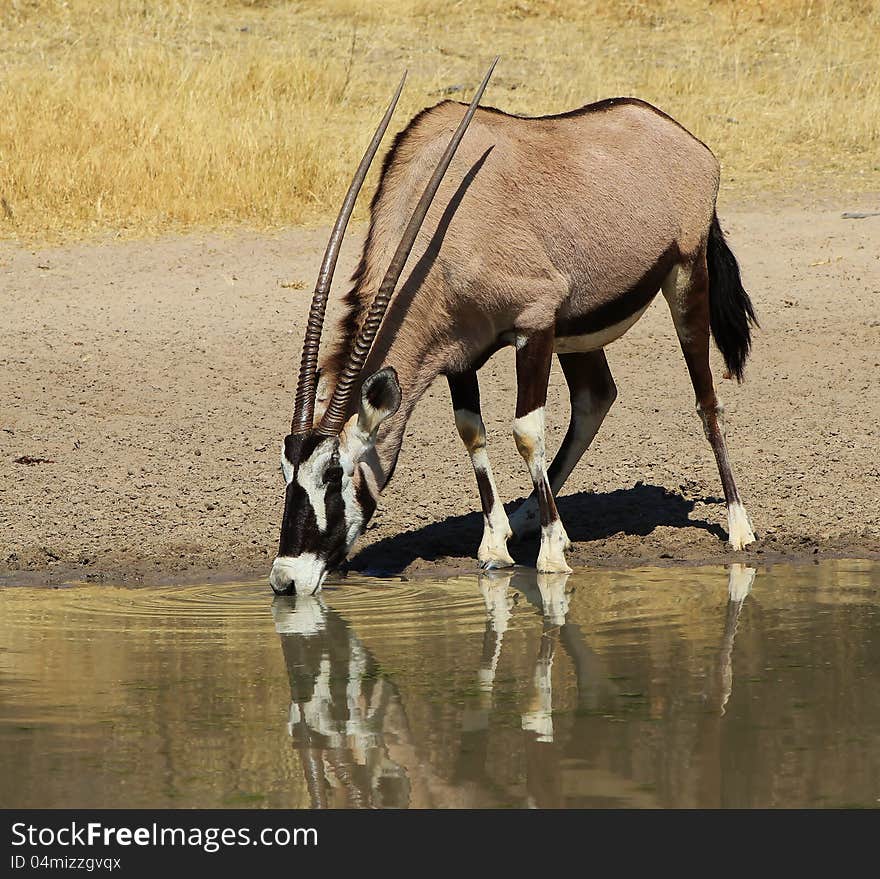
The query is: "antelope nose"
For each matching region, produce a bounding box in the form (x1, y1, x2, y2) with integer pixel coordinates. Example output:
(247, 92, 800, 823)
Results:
(269, 557, 297, 595)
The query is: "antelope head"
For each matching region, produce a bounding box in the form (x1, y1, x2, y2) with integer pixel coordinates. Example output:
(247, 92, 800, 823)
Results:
(270, 60, 498, 595)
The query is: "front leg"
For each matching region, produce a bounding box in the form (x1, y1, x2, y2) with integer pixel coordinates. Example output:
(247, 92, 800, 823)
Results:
(448, 371, 514, 569)
(512, 330, 572, 573)
(510, 349, 617, 539)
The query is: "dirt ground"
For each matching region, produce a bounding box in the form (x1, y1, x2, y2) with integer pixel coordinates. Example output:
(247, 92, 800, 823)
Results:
(1, 198, 878, 586)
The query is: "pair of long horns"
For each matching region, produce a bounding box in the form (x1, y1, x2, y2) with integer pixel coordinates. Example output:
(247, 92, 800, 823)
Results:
(290, 58, 499, 437)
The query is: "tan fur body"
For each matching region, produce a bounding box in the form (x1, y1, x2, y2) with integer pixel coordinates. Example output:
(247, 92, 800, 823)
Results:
(320, 98, 721, 483)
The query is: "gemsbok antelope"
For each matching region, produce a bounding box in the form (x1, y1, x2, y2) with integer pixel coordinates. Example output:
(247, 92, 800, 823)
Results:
(270, 59, 758, 595)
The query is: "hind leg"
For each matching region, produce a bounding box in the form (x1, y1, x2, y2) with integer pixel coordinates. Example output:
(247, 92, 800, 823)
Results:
(663, 255, 755, 550)
(510, 350, 617, 538)
(448, 371, 514, 569)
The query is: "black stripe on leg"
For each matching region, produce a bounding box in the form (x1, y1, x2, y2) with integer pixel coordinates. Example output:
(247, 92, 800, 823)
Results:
(475, 467, 496, 515)
(536, 478, 558, 528)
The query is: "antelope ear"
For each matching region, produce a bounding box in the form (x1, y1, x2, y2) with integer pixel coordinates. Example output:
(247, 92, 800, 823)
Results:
(358, 366, 401, 444)
(357, 367, 402, 439)
(340, 367, 402, 471)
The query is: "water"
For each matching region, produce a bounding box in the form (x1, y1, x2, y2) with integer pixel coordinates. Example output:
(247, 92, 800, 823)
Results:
(1, 560, 878, 809)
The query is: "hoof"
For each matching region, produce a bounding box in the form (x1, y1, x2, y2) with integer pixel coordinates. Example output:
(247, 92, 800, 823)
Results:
(536, 557, 572, 575)
(727, 502, 756, 551)
(479, 555, 515, 571)
(728, 534, 756, 551)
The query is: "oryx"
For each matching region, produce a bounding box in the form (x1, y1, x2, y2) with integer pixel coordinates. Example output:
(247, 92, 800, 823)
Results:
(270, 58, 758, 594)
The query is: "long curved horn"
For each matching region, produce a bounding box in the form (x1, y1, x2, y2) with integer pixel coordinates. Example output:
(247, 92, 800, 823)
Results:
(290, 72, 407, 435)
(317, 57, 499, 436)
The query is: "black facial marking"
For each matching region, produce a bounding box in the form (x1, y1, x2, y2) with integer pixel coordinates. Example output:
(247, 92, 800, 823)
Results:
(355, 475, 377, 523)
(277, 479, 319, 558)
(284, 431, 326, 472)
(323, 465, 343, 485)
(277, 433, 349, 570)
(320, 471, 350, 570)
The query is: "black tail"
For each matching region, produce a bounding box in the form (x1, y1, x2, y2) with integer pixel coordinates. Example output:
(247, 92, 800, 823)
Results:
(707, 212, 758, 382)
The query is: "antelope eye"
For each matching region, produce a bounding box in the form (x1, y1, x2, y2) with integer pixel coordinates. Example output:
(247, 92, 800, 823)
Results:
(323, 465, 343, 485)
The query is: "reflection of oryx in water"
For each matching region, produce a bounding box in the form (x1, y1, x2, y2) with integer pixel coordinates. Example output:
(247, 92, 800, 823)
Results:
(273, 564, 755, 807)
(272, 574, 596, 808)
(273, 596, 411, 808)
(718, 563, 755, 714)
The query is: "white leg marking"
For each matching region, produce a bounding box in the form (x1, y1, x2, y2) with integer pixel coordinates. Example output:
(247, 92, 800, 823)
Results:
(513, 407, 571, 573)
(727, 501, 756, 550)
(537, 519, 572, 574)
(472, 448, 514, 568)
(510, 383, 612, 539)
(508, 495, 540, 538)
(512, 408, 546, 463)
(455, 408, 514, 568)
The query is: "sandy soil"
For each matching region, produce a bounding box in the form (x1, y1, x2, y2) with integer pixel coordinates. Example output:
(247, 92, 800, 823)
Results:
(2, 199, 879, 586)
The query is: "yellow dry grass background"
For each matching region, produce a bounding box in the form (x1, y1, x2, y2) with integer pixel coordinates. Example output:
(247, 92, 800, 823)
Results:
(1, 0, 878, 241)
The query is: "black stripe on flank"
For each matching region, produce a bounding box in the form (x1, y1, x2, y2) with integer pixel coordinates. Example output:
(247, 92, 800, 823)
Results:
(555, 243, 680, 338)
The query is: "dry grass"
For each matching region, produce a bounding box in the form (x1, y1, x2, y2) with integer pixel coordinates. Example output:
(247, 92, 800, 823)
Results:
(1, 0, 878, 241)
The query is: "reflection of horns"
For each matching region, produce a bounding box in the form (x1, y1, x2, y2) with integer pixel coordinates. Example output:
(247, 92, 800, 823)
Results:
(295, 716, 329, 809)
(290, 73, 407, 435)
(720, 564, 757, 715)
(318, 58, 499, 435)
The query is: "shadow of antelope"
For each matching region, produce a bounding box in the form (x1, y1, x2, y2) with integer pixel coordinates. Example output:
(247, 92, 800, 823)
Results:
(349, 482, 727, 576)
